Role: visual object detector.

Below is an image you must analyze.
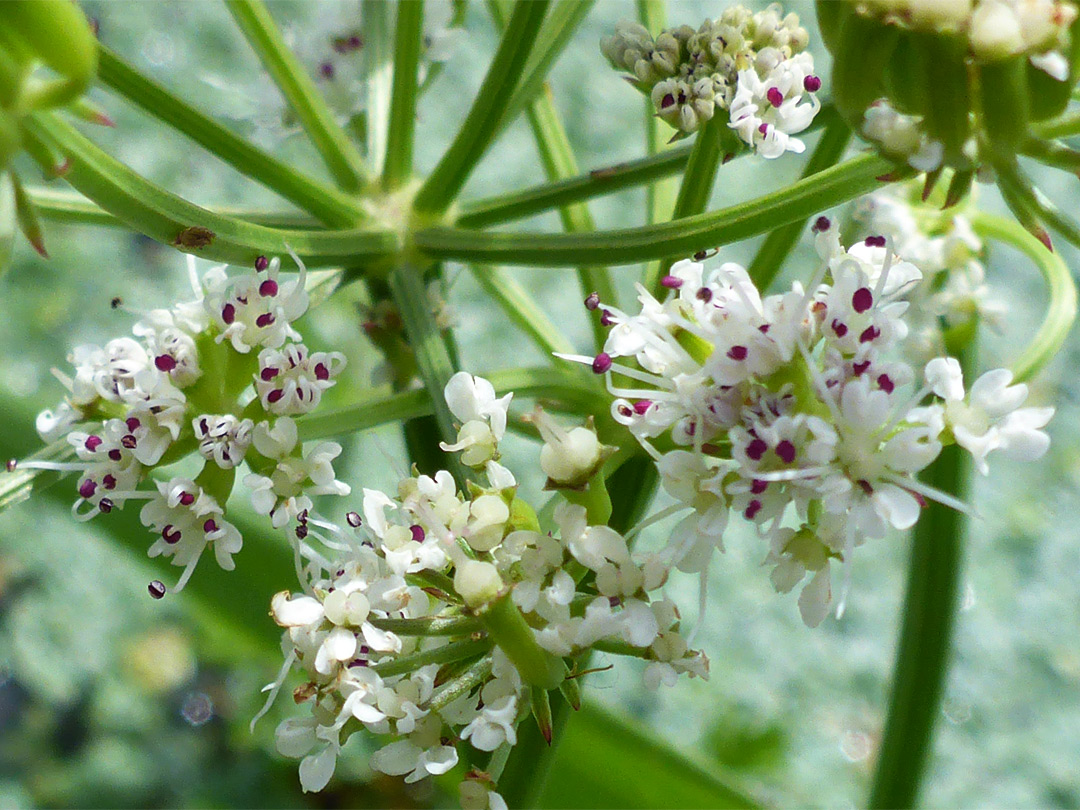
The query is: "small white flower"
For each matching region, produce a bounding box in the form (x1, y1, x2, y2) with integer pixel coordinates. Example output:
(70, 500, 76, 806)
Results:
(255, 343, 345, 415)
(193, 414, 253, 469)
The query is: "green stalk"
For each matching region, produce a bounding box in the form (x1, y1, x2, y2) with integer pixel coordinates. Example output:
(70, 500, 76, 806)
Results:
(362, 0, 393, 175)
(95, 47, 366, 226)
(970, 212, 1077, 383)
(415, 153, 901, 266)
(478, 592, 563, 688)
(387, 261, 472, 488)
(224, 0, 369, 192)
(868, 348, 974, 809)
(412, 0, 551, 215)
(457, 142, 693, 228)
(366, 615, 483, 636)
(26, 187, 319, 229)
(523, 85, 618, 348)
(371, 637, 492, 678)
(496, 0, 596, 134)
(747, 109, 851, 291)
(1021, 137, 1080, 172)
(468, 265, 577, 356)
(22, 112, 400, 267)
(383, 0, 424, 190)
(644, 114, 726, 295)
(1030, 109, 1080, 140)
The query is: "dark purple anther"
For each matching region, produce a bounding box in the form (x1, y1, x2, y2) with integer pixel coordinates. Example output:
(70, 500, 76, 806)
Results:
(852, 360, 871, 376)
(5, 459, 15, 472)
(259, 279, 279, 297)
(745, 438, 767, 461)
(766, 87, 784, 108)
(267, 389, 285, 404)
(858, 479, 874, 495)
(296, 523, 309, 540)
(751, 479, 768, 495)
(103, 474, 117, 490)
(346, 511, 362, 527)
(85, 435, 103, 452)
(319, 61, 335, 79)
(255, 312, 275, 328)
(660, 275, 683, 289)
(78, 478, 97, 498)
(162, 524, 182, 544)
(108, 449, 122, 461)
(745, 500, 763, 520)
(859, 325, 880, 343)
(865, 235, 887, 247)
(155, 354, 178, 372)
(633, 400, 652, 415)
(803, 75, 821, 92)
(410, 525, 425, 542)
(727, 345, 748, 361)
(179, 491, 195, 506)
(255, 255, 269, 271)
(314, 363, 330, 381)
(852, 287, 873, 313)
(222, 303, 236, 325)
(775, 440, 796, 464)
(660, 93, 675, 109)
(584, 292, 600, 310)
(121, 435, 137, 449)
(98, 497, 114, 513)
(126, 417, 141, 431)
(260, 366, 279, 381)
(696, 287, 713, 303)
(877, 374, 895, 394)
(148, 580, 166, 599)
(811, 216, 831, 233)
(592, 353, 612, 374)
(203, 519, 219, 534)
(832, 319, 848, 338)
(758, 122, 769, 135)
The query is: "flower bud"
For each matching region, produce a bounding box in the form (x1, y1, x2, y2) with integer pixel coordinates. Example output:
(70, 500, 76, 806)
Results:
(969, 1, 1025, 60)
(530, 408, 610, 489)
(454, 560, 504, 609)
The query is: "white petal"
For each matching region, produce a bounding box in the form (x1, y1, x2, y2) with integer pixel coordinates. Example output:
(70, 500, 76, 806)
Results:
(298, 744, 337, 793)
(271, 592, 325, 627)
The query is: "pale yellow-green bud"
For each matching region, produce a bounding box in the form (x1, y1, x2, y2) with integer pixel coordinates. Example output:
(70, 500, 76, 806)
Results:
(969, 1, 1025, 59)
(454, 560, 504, 608)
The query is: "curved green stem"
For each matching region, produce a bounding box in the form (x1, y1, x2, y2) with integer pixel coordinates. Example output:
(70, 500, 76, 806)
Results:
(95, 47, 366, 227)
(869, 350, 973, 808)
(1030, 109, 1080, 140)
(371, 637, 492, 678)
(383, 0, 424, 190)
(1020, 136, 1080, 172)
(970, 211, 1077, 383)
(22, 112, 399, 267)
(416, 153, 901, 266)
(456, 142, 693, 228)
(412, 0, 551, 215)
(224, 0, 369, 192)
(747, 109, 851, 291)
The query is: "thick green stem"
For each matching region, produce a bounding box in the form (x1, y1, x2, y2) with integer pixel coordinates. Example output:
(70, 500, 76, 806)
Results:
(747, 109, 851, 291)
(383, 0, 424, 190)
(415, 153, 902, 266)
(224, 0, 369, 192)
(366, 614, 482, 637)
(412, 0, 550, 215)
(457, 142, 693, 228)
(645, 114, 726, 295)
(22, 112, 399, 267)
(95, 47, 366, 227)
(371, 637, 492, 678)
(478, 592, 563, 688)
(869, 347, 974, 808)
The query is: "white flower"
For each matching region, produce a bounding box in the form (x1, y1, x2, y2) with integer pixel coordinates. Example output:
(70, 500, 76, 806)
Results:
(728, 52, 820, 158)
(193, 414, 253, 469)
(255, 343, 345, 415)
(204, 255, 309, 353)
(133, 308, 202, 387)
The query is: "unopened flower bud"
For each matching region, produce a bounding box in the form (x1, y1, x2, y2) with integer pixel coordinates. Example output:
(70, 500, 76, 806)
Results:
(530, 408, 611, 488)
(969, 0, 1024, 59)
(455, 560, 504, 608)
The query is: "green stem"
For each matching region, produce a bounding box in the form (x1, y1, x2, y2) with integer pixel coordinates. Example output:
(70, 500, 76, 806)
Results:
(496, 0, 596, 135)
(468, 265, 577, 356)
(970, 211, 1077, 383)
(868, 347, 974, 809)
(26, 187, 320, 229)
(362, 0, 393, 175)
(747, 109, 851, 291)
(95, 47, 366, 227)
(366, 614, 483, 636)
(1030, 109, 1080, 140)
(224, 0, 369, 192)
(478, 592, 563, 688)
(383, 0, 424, 190)
(430, 656, 493, 712)
(387, 261, 472, 487)
(371, 637, 492, 678)
(645, 114, 726, 295)
(416, 153, 902, 266)
(22, 112, 400, 267)
(456, 142, 693, 228)
(1020, 136, 1080, 172)
(412, 0, 550, 215)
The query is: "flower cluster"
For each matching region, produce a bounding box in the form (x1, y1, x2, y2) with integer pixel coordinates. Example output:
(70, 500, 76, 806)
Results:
(22, 253, 348, 593)
(561, 222, 1053, 626)
(600, 3, 821, 155)
(260, 373, 707, 799)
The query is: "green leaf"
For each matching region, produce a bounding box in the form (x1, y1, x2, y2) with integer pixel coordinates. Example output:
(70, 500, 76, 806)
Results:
(417, 153, 902, 266)
(22, 112, 400, 268)
(224, 0, 369, 192)
(538, 705, 766, 809)
(95, 47, 367, 227)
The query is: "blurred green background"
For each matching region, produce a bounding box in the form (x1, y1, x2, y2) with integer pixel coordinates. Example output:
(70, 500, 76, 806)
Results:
(1, 1, 1079, 807)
